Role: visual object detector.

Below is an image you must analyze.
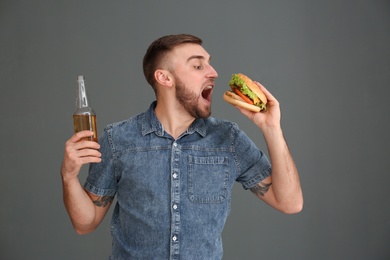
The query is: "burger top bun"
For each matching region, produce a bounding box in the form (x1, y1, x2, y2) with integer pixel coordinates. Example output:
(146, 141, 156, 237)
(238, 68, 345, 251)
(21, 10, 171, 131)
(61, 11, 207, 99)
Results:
(235, 73, 267, 106)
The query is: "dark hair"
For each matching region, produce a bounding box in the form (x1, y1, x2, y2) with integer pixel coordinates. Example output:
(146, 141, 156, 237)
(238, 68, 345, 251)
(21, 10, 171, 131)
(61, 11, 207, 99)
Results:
(143, 34, 203, 90)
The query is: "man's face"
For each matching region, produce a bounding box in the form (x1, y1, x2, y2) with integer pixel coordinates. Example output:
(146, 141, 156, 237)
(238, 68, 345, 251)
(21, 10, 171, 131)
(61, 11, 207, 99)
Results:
(169, 43, 218, 118)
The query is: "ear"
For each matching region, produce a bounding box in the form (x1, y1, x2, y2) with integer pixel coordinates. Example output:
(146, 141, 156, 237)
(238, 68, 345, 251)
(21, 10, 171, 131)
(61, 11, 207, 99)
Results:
(154, 69, 174, 88)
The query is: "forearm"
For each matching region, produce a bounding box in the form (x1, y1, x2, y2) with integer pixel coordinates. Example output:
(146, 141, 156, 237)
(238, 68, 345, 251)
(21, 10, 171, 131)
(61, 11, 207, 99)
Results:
(263, 126, 303, 213)
(62, 176, 98, 234)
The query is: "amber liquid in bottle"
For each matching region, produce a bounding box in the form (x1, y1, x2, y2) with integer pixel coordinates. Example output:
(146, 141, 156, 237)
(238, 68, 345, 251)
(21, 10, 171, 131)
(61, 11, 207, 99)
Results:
(73, 114, 98, 142)
(73, 75, 98, 142)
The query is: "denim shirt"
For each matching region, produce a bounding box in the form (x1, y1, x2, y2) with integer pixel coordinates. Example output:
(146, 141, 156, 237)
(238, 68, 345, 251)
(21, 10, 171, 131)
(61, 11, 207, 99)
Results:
(84, 102, 271, 260)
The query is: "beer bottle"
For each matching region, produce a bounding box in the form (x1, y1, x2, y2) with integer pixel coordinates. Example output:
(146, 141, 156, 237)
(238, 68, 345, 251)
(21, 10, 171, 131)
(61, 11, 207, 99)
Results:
(73, 75, 98, 142)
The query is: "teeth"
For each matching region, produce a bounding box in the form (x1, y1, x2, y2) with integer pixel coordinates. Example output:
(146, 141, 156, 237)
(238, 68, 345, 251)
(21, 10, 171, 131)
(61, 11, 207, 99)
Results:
(205, 86, 213, 89)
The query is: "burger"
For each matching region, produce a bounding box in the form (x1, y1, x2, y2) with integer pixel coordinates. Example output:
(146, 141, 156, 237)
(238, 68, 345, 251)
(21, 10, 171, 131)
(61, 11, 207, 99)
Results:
(223, 73, 267, 112)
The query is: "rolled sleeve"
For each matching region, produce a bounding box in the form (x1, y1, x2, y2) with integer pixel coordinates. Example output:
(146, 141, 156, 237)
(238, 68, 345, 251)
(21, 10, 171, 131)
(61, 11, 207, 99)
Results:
(233, 126, 272, 190)
(84, 126, 117, 197)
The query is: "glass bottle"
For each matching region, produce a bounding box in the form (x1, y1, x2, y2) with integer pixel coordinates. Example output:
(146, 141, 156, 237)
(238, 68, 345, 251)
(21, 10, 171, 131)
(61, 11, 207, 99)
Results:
(73, 75, 98, 142)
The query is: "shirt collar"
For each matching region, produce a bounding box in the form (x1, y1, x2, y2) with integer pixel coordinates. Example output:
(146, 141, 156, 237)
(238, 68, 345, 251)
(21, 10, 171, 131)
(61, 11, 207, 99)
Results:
(142, 101, 207, 138)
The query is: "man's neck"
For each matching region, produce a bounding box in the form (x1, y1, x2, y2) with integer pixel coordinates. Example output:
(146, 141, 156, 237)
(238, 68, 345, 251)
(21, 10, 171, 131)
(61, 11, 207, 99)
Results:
(154, 100, 195, 140)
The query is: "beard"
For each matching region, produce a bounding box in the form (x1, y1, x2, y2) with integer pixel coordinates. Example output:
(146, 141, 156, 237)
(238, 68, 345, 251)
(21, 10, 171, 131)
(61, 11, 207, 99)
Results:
(173, 74, 211, 118)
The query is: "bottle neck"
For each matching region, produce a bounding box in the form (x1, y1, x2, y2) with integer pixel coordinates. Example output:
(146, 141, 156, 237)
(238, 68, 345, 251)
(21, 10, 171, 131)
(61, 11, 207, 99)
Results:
(74, 76, 95, 115)
(76, 76, 89, 108)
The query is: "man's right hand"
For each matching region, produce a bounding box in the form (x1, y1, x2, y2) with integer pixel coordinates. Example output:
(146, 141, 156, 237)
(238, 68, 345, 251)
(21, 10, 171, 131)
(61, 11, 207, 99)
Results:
(61, 130, 101, 181)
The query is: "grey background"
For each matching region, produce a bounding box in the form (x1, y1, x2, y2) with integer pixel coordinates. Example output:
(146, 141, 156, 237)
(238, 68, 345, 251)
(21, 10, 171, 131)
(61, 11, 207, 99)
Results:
(1, 0, 389, 259)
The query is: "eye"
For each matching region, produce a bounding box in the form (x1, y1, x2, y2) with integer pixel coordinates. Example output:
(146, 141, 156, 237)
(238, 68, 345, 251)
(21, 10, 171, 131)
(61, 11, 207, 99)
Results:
(194, 65, 203, 70)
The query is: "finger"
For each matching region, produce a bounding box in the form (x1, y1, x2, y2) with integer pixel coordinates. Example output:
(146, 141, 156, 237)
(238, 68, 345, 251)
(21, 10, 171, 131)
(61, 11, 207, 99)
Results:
(70, 130, 96, 143)
(79, 156, 102, 164)
(75, 140, 101, 150)
(236, 106, 252, 116)
(236, 106, 258, 122)
(77, 148, 102, 158)
(76, 148, 102, 163)
(63, 148, 101, 170)
(65, 140, 100, 156)
(254, 81, 276, 101)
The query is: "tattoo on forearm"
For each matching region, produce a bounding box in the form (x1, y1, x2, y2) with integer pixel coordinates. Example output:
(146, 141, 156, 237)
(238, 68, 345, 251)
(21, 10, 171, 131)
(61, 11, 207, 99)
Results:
(250, 182, 272, 197)
(93, 196, 113, 207)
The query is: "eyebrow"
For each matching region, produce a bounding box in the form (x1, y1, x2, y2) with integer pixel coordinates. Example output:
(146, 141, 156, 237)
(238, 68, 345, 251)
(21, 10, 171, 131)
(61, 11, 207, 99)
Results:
(186, 55, 211, 63)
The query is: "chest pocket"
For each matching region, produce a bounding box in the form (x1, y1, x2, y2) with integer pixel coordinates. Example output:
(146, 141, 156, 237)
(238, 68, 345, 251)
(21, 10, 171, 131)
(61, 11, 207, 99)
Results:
(188, 155, 229, 204)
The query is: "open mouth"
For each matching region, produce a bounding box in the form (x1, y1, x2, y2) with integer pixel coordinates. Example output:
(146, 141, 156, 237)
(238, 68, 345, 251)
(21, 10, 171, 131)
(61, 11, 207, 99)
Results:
(201, 86, 213, 102)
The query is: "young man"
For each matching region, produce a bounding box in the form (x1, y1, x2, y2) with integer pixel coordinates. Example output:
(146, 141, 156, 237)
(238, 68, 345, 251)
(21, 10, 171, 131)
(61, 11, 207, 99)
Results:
(61, 34, 303, 259)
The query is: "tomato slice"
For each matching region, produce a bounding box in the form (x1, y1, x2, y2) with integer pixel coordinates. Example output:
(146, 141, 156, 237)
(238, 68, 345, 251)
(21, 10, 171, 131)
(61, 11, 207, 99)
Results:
(233, 88, 254, 105)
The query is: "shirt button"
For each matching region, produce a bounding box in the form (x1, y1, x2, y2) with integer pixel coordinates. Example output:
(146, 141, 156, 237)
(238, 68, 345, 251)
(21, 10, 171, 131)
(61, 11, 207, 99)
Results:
(173, 204, 178, 210)
(173, 142, 177, 147)
(172, 173, 178, 179)
(172, 235, 177, 241)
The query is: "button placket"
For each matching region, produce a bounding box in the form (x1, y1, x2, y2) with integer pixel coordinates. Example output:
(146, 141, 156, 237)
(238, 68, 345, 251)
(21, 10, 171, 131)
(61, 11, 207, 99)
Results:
(170, 141, 181, 258)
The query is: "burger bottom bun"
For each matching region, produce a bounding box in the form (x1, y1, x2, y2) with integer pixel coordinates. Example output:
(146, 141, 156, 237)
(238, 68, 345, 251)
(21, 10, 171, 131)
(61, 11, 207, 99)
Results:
(223, 91, 261, 113)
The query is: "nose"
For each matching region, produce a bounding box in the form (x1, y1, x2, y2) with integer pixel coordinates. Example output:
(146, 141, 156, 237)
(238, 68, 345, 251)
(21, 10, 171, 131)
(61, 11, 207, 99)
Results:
(207, 64, 218, 79)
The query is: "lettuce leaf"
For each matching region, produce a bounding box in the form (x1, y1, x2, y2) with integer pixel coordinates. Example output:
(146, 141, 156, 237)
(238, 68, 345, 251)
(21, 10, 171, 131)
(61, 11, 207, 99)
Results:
(229, 74, 266, 111)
